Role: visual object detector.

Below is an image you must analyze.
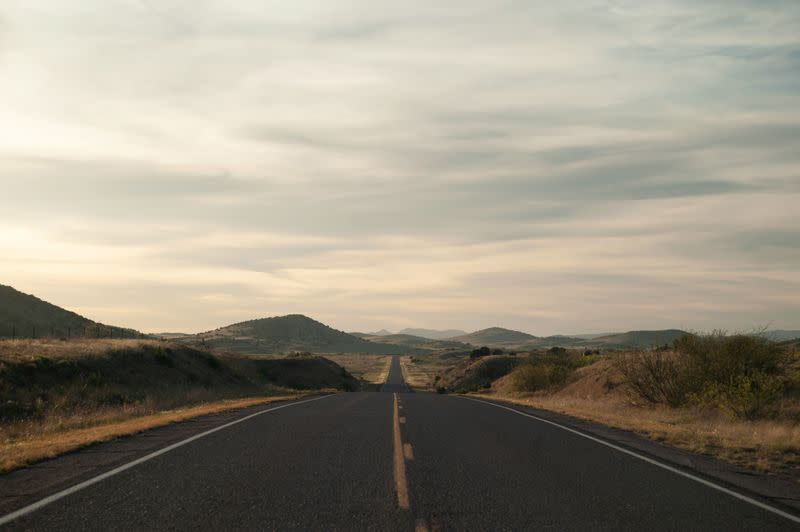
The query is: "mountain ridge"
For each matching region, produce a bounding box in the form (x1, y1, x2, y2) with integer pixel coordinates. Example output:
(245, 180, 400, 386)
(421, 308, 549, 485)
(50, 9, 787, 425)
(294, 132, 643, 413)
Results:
(397, 328, 469, 340)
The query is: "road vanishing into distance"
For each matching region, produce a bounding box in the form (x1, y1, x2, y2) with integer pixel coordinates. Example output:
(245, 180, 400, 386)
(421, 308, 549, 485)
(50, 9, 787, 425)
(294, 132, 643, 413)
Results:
(1, 355, 799, 531)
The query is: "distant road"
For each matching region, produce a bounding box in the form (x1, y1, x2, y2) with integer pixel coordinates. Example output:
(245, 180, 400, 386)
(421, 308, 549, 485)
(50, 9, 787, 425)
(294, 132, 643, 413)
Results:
(1, 355, 798, 530)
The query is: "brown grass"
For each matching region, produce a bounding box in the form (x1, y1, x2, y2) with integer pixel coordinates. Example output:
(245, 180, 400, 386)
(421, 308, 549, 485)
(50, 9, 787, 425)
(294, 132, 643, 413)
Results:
(0, 394, 303, 472)
(0, 338, 166, 362)
(324, 354, 392, 385)
(476, 357, 800, 481)
(402, 353, 461, 390)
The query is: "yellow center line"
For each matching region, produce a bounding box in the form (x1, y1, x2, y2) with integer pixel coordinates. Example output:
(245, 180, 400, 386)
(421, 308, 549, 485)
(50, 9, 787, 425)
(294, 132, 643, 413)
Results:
(392, 392, 410, 510)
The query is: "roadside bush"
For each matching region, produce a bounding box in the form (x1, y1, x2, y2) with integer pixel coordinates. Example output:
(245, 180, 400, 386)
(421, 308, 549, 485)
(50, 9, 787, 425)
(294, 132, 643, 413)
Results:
(616, 350, 687, 406)
(617, 332, 791, 419)
(511, 363, 569, 392)
(510, 350, 589, 393)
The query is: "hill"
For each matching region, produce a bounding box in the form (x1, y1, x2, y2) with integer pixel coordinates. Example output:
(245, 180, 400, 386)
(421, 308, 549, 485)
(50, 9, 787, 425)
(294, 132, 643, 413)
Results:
(450, 327, 538, 347)
(194, 315, 424, 355)
(528, 335, 587, 348)
(0, 284, 139, 339)
(589, 329, 688, 348)
(398, 328, 468, 340)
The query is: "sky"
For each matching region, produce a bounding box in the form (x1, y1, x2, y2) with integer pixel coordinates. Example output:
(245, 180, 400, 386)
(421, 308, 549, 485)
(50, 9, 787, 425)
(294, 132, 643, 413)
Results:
(0, 1, 798, 335)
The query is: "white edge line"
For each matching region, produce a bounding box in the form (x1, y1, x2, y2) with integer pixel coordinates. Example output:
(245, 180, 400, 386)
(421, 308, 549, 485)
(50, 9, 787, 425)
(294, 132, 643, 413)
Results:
(460, 396, 800, 525)
(0, 394, 334, 526)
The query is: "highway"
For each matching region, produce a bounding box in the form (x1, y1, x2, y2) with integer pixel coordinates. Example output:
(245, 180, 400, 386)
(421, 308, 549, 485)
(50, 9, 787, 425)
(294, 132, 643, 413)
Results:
(1, 355, 798, 530)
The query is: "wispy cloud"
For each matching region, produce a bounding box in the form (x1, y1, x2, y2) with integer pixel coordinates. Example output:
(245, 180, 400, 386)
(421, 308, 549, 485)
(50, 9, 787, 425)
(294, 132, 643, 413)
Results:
(0, 0, 798, 334)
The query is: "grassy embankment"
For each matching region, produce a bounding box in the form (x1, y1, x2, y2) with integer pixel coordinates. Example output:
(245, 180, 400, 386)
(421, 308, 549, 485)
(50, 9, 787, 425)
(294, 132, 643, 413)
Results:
(0, 339, 357, 472)
(411, 336, 800, 481)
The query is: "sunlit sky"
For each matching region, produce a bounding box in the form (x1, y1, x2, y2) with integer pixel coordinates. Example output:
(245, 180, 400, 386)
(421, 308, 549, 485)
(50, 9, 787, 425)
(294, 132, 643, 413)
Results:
(1, 1, 798, 335)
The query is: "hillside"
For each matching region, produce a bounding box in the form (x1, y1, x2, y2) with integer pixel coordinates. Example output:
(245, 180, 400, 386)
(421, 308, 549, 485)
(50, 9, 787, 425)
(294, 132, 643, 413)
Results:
(0, 284, 139, 339)
(358, 333, 469, 351)
(195, 315, 424, 355)
(398, 328, 468, 340)
(451, 327, 538, 347)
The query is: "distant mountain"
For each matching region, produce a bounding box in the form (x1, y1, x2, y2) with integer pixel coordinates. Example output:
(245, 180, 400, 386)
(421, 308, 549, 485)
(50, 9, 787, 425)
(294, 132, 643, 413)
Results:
(398, 328, 468, 340)
(450, 327, 539, 347)
(763, 330, 800, 342)
(153, 332, 193, 339)
(590, 329, 688, 348)
(569, 332, 622, 340)
(358, 333, 470, 351)
(0, 284, 140, 339)
(529, 335, 587, 348)
(194, 315, 425, 355)
(369, 329, 393, 336)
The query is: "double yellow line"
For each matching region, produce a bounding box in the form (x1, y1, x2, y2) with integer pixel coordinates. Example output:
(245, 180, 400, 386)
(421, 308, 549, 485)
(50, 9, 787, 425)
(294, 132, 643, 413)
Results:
(392, 392, 411, 510)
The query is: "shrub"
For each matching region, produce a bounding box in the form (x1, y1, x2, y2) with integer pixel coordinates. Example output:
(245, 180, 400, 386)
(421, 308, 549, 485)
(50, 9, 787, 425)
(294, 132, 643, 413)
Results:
(511, 363, 570, 392)
(616, 351, 687, 406)
(470, 346, 491, 359)
(694, 371, 786, 419)
(617, 332, 792, 419)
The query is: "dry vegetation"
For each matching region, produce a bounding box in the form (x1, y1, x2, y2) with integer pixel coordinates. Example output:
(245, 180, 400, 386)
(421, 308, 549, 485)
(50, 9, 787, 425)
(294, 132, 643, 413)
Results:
(401, 352, 465, 390)
(0, 338, 355, 472)
(324, 354, 392, 389)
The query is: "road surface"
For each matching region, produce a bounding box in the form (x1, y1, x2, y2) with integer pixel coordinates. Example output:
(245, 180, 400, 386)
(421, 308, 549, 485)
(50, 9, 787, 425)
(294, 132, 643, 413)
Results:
(1, 355, 798, 530)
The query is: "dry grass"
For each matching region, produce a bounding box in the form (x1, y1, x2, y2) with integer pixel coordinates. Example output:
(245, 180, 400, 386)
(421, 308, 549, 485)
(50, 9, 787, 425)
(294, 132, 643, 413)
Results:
(476, 357, 800, 481)
(0, 338, 165, 362)
(402, 353, 464, 390)
(0, 394, 302, 473)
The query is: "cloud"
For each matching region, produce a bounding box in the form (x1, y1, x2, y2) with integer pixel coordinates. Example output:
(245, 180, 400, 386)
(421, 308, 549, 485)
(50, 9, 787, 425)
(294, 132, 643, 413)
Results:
(0, 0, 798, 334)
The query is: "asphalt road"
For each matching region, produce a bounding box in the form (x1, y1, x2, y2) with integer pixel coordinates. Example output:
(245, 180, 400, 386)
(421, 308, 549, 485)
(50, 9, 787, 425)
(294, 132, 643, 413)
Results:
(1, 355, 798, 531)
